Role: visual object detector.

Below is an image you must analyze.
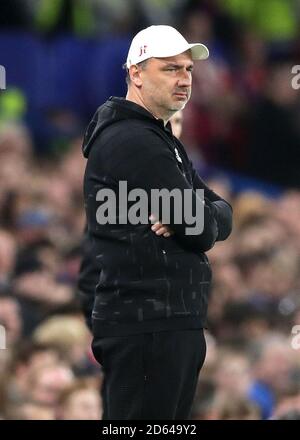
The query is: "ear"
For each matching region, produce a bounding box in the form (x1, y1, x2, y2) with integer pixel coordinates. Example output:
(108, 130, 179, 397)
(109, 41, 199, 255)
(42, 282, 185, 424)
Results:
(129, 65, 143, 87)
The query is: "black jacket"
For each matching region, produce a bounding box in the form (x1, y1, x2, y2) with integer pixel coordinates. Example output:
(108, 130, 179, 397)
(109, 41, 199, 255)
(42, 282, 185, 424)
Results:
(78, 97, 232, 337)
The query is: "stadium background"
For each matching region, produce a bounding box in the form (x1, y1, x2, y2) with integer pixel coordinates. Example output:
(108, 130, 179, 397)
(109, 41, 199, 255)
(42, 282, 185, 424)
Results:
(0, 0, 300, 420)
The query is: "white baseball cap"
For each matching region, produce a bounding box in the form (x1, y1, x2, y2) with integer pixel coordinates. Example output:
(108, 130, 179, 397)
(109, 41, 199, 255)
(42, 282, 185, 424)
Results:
(126, 25, 209, 68)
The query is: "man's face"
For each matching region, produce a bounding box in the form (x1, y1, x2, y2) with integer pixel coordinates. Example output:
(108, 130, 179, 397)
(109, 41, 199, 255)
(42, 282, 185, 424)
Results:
(138, 51, 193, 119)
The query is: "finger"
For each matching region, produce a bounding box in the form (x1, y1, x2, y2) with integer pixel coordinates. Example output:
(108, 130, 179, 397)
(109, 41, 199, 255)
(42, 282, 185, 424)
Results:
(159, 226, 174, 234)
(151, 221, 174, 236)
(163, 229, 175, 237)
(151, 225, 164, 234)
(149, 214, 157, 223)
(151, 222, 162, 231)
(155, 227, 169, 236)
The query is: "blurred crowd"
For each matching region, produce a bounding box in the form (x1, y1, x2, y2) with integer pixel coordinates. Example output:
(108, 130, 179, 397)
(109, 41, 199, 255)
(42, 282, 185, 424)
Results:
(1, 0, 300, 187)
(0, 124, 103, 419)
(193, 184, 300, 420)
(1, 0, 300, 420)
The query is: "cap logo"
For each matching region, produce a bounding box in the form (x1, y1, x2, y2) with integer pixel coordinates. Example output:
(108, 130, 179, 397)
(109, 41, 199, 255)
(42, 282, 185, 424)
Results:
(139, 45, 147, 57)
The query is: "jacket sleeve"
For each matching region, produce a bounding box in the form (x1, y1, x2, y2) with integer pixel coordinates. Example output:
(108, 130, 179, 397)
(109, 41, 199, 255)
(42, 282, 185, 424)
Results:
(101, 128, 219, 253)
(189, 161, 233, 241)
(77, 226, 98, 331)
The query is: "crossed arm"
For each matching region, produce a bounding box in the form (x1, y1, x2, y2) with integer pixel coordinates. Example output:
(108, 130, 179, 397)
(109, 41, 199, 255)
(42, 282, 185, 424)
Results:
(149, 160, 232, 244)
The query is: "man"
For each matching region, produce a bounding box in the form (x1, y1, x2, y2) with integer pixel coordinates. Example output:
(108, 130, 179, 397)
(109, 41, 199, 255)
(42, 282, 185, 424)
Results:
(77, 111, 184, 334)
(79, 25, 232, 420)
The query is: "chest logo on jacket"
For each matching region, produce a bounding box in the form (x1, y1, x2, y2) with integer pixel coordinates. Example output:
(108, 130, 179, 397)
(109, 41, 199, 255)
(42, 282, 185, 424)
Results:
(174, 147, 183, 163)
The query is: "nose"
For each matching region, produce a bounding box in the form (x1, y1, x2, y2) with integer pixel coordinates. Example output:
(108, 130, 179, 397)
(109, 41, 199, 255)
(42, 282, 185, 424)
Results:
(177, 69, 192, 88)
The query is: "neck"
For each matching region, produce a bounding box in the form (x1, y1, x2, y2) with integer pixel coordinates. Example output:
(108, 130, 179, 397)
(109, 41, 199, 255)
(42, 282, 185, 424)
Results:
(126, 88, 170, 126)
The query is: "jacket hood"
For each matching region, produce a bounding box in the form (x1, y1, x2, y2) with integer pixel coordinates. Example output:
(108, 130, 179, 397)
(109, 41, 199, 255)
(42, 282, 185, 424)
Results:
(82, 97, 167, 158)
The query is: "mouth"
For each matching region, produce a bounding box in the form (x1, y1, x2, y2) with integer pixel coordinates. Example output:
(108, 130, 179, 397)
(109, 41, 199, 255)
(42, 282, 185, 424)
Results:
(173, 92, 188, 99)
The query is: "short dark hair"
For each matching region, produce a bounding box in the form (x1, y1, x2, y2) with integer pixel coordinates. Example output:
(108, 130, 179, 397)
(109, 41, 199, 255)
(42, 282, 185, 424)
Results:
(123, 60, 149, 86)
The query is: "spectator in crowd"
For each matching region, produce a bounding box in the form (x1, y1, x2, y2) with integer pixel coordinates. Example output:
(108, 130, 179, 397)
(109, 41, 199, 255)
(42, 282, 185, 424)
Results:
(0, 290, 22, 345)
(26, 362, 74, 407)
(57, 378, 102, 420)
(32, 315, 92, 373)
(0, 230, 17, 289)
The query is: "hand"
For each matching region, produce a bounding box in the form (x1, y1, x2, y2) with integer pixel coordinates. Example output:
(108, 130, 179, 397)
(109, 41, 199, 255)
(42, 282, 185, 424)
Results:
(149, 214, 174, 238)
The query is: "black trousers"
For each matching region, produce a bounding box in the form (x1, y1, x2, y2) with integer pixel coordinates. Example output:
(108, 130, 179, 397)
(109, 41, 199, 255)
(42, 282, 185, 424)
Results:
(91, 328, 206, 420)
